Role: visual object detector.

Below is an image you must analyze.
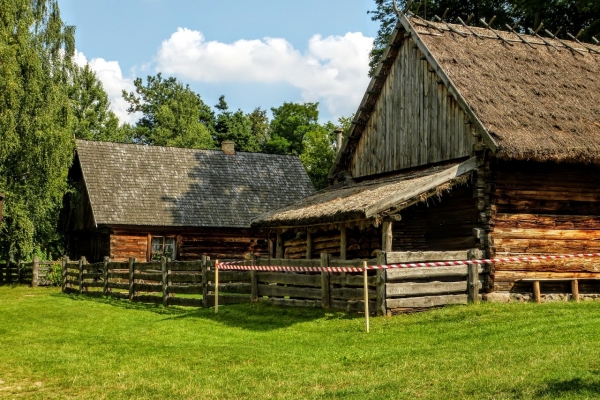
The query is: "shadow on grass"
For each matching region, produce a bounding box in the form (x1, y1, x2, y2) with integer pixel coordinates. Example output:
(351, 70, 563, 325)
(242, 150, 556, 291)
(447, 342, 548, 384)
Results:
(52, 292, 359, 331)
(535, 377, 600, 397)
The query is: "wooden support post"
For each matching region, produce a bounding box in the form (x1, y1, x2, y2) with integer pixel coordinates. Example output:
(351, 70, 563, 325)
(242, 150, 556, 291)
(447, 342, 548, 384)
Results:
(32, 257, 39, 288)
(78, 257, 86, 294)
(17, 260, 22, 284)
(201, 255, 208, 308)
(339, 225, 347, 260)
(532, 280, 541, 303)
(382, 221, 393, 252)
(103, 256, 109, 296)
(250, 255, 258, 302)
(467, 263, 479, 304)
(161, 256, 168, 307)
(363, 261, 370, 333)
(128, 257, 135, 301)
(61, 257, 68, 292)
(306, 232, 313, 259)
(276, 233, 283, 259)
(214, 259, 219, 314)
(320, 253, 330, 309)
(146, 233, 152, 262)
(376, 251, 387, 316)
(571, 279, 580, 302)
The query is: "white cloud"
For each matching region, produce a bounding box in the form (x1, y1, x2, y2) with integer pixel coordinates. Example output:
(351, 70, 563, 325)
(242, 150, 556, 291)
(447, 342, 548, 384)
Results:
(74, 52, 140, 125)
(156, 28, 373, 119)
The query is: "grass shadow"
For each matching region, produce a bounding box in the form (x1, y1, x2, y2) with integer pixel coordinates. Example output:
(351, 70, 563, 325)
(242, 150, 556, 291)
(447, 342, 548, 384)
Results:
(535, 377, 600, 398)
(52, 292, 360, 331)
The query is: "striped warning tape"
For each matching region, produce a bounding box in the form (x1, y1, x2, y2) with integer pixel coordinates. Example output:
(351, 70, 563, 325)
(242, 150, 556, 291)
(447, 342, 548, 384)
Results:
(216, 253, 600, 273)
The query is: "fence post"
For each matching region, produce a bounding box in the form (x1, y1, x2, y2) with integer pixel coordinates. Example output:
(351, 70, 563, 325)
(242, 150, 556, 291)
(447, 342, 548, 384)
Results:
(467, 249, 480, 304)
(128, 257, 135, 301)
(320, 253, 330, 309)
(214, 259, 219, 314)
(0, 261, 4, 284)
(363, 261, 370, 333)
(376, 251, 387, 316)
(78, 257, 86, 294)
(250, 255, 258, 302)
(103, 256, 109, 296)
(161, 256, 168, 307)
(61, 257, 68, 292)
(17, 259, 23, 284)
(32, 257, 39, 288)
(201, 255, 208, 308)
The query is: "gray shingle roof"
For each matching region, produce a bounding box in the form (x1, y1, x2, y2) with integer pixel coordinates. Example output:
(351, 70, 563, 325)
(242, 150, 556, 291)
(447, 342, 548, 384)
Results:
(76, 140, 315, 228)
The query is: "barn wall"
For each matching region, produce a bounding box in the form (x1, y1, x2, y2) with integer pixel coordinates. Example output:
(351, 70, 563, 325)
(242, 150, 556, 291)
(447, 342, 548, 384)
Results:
(69, 230, 111, 263)
(490, 161, 600, 293)
(105, 227, 270, 262)
(392, 185, 478, 252)
(349, 36, 475, 178)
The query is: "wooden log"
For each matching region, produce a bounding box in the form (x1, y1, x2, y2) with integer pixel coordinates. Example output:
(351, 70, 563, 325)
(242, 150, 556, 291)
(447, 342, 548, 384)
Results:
(276, 233, 283, 259)
(108, 282, 129, 290)
(382, 221, 393, 252)
(571, 279, 580, 302)
(134, 283, 162, 292)
(169, 273, 203, 283)
(128, 257, 135, 301)
(467, 263, 480, 304)
(340, 225, 347, 260)
(258, 284, 323, 300)
(82, 282, 104, 288)
(259, 297, 322, 308)
(256, 272, 321, 287)
(161, 257, 168, 307)
(207, 271, 251, 282)
(386, 294, 469, 309)
(169, 297, 204, 307)
(207, 283, 252, 294)
(376, 251, 387, 316)
(321, 253, 330, 309)
(61, 257, 68, 292)
(387, 265, 478, 281)
(202, 255, 208, 308)
(78, 257, 86, 294)
(250, 270, 258, 302)
(168, 284, 204, 294)
(103, 257, 109, 296)
(108, 272, 129, 279)
(32, 257, 39, 288)
(330, 287, 376, 301)
(533, 280, 541, 303)
(387, 281, 467, 297)
(330, 274, 377, 286)
(387, 250, 473, 263)
(494, 271, 600, 281)
(306, 232, 312, 259)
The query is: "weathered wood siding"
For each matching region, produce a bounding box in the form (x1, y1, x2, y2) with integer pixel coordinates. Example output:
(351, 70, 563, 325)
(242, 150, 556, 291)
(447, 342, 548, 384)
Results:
(283, 227, 382, 260)
(392, 185, 478, 252)
(491, 161, 600, 292)
(110, 231, 148, 262)
(349, 37, 475, 178)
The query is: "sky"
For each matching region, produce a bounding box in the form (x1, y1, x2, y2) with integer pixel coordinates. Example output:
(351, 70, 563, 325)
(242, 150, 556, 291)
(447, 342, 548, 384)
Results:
(58, 0, 381, 125)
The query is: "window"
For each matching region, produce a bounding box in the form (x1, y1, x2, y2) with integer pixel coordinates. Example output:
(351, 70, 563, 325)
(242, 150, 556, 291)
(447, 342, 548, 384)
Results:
(151, 236, 176, 260)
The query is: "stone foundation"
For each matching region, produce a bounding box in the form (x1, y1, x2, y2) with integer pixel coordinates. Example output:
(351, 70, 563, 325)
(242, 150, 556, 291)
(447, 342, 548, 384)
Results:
(483, 292, 600, 303)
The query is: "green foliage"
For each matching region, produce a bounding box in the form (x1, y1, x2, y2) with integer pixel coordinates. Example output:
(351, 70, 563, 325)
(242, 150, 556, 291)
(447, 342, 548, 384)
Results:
(214, 96, 261, 152)
(368, 0, 600, 75)
(45, 261, 63, 286)
(69, 64, 122, 142)
(267, 102, 319, 155)
(122, 73, 215, 149)
(3, 286, 600, 398)
(0, 0, 76, 261)
(246, 107, 271, 150)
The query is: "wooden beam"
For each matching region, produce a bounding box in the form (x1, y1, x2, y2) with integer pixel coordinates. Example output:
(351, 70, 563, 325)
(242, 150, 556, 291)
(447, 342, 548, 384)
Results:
(571, 279, 580, 302)
(339, 225, 347, 260)
(364, 157, 481, 217)
(387, 250, 476, 263)
(146, 233, 152, 262)
(382, 221, 393, 252)
(306, 232, 312, 259)
(276, 233, 283, 259)
(321, 253, 330, 309)
(532, 280, 541, 303)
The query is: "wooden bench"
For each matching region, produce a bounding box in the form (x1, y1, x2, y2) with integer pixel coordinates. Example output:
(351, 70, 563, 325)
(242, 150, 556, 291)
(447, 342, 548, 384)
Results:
(521, 278, 600, 303)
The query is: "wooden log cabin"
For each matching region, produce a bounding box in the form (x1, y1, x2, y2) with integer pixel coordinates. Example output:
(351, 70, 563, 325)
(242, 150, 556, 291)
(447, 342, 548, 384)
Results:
(253, 11, 600, 301)
(64, 140, 314, 262)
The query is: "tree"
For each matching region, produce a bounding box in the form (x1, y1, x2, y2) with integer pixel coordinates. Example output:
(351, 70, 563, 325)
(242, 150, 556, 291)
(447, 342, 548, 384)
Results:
(0, 0, 76, 261)
(299, 122, 339, 190)
(246, 107, 271, 151)
(266, 102, 320, 155)
(368, 0, 600, 75)
(122, 73, 215, 149)
(69, 63, 122, 142)
(213, 96, 261, 152)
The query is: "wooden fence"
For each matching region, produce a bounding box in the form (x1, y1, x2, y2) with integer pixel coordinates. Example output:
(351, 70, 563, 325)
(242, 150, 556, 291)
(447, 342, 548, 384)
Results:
(61, 249, 486, 314)
(0, 258, 55, 287)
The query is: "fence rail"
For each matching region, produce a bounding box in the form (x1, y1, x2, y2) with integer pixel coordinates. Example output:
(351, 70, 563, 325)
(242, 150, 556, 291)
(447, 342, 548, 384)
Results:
(0, 258, 55, 286)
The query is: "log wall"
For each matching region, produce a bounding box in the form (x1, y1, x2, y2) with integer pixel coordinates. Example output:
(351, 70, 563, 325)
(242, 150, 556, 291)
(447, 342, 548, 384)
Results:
(349, 36, 475, 178)
(283, 227, 382, 260)
(491, 161, 600, 292)
(392, 185, 478, 252)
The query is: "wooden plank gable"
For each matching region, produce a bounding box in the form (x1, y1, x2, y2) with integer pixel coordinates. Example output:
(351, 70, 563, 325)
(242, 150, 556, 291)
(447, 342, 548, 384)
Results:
(349, 36, 476, 179)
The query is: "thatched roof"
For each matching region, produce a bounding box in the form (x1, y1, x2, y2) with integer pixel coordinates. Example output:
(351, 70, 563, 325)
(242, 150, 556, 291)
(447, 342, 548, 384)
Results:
(331, 13, 600, 179)
(76, 140, 315, 228)
(253, 157, 478, 228)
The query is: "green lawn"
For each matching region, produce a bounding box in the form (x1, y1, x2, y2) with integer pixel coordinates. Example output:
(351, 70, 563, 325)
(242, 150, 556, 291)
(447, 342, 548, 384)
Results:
(1, 286, 599, 399)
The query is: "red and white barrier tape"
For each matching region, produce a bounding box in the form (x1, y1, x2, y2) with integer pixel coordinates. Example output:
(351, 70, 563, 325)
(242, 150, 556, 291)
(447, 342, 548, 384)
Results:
(216, 253, 600, 273)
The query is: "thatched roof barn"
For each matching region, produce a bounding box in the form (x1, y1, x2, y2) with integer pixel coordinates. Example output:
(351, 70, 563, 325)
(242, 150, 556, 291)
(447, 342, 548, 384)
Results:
(66, 139, 314, 262)
(253, 11, 600, 303)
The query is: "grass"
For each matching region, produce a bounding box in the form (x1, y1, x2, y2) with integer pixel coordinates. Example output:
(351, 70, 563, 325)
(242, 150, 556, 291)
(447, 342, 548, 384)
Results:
(1, 286, 600, 399)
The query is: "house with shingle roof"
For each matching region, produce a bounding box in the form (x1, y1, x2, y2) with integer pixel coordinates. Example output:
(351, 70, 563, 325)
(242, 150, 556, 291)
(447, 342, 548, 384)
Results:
(65, 139, 314, 262)
(253, 10, 600, 299)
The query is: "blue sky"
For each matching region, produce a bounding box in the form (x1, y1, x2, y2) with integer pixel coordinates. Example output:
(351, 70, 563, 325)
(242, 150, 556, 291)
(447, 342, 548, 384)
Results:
(58, 0, 381, 124)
